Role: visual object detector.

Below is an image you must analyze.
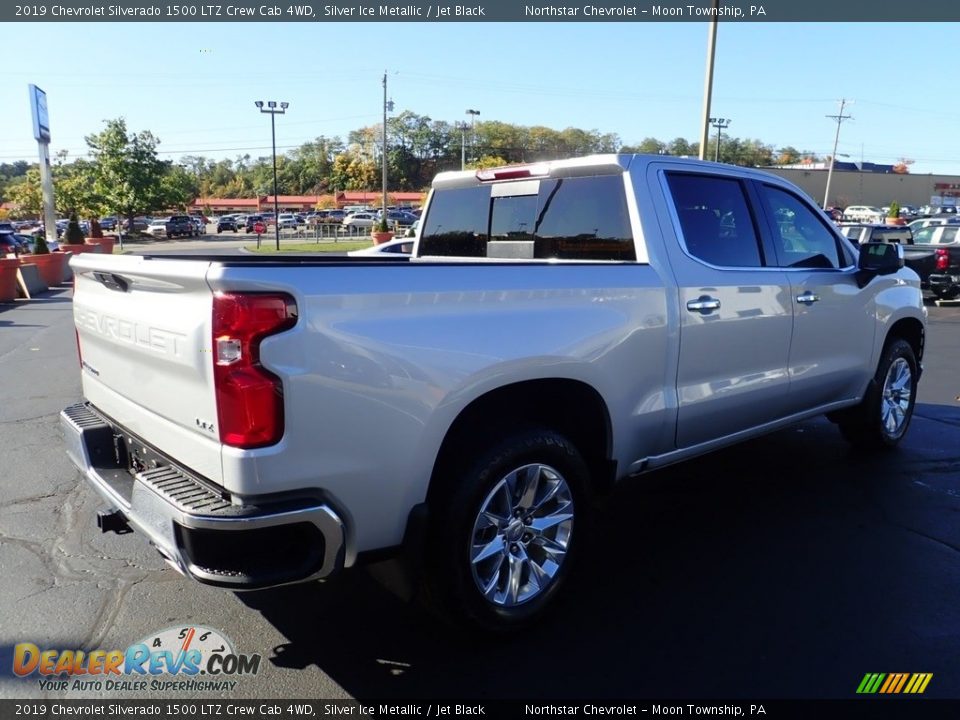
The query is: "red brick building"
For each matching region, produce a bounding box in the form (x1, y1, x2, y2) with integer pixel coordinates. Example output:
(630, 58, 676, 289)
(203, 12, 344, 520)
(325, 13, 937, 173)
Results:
(192, 192, 425, 214)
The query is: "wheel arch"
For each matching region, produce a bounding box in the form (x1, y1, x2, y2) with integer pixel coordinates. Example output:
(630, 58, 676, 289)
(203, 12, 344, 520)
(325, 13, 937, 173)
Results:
(885, 316, 925, 368)
(426, 379, 615, 507)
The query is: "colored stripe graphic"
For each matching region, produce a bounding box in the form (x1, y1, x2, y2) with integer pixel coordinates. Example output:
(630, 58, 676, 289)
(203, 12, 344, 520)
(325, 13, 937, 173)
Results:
(858, 672, 932, 694)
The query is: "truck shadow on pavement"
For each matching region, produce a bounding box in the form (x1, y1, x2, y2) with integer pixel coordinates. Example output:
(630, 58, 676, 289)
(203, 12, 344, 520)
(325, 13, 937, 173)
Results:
(238, 405, 960, 700)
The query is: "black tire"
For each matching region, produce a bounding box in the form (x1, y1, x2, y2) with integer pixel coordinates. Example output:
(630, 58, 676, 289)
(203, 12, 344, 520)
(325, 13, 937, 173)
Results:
(838, 338, 918, 449)
(423, 428, 590, 632)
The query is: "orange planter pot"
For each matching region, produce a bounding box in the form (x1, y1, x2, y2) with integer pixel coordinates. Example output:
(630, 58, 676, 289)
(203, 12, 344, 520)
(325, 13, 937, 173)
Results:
(59, 243, 100, 255)
(23, 253, 67, 288)
(371, 231, 394, 245)
(85, 236, 116, 254)
(0, 257, 19, 303)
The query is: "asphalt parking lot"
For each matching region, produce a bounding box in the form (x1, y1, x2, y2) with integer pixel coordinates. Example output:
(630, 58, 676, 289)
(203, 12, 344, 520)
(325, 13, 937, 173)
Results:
(1, 287, 958, 702)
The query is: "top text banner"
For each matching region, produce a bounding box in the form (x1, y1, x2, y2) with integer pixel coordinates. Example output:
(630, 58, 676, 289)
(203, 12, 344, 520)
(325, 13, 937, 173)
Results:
(6, 1, 960, 22)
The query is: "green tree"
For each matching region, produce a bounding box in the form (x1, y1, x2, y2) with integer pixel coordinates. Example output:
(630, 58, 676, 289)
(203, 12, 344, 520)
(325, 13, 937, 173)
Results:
(161, 164, 199, 210)
(86, 119, 168, 228)
(4, 170, 42, 218)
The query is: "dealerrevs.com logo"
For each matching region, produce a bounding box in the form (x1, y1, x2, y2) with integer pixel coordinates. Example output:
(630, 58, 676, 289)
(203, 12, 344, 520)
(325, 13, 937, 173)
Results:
(13, 626, 261, 693)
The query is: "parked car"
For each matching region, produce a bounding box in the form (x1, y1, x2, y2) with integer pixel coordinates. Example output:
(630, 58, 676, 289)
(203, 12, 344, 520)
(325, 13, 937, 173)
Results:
(244, 215, 265, 233)
(377, 210, 418, 226)
(24, 235, 59, 253)
(146, 219, 169, 238)
(216, 217, 239, 233)
(277, 214, 298, 229)
(347, 238, 415, 256)
(842, 205, 885, 223)
(911, 224, 960, 246)
(191, 217, 206, 236)
(822, 206, 844, 222)
(99, 217, 118, 231)
(342, 212, 377, 230)
(0, 231, 28, 255)
(907, 217, 960, 234)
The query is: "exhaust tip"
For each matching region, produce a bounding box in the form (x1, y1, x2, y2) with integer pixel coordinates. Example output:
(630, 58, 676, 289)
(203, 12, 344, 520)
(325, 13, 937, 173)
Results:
(96, 509, 132, 535)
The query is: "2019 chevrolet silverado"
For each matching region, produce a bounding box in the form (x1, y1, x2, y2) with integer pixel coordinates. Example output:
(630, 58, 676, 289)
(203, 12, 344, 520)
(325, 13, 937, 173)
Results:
(62, 155, 926, 630)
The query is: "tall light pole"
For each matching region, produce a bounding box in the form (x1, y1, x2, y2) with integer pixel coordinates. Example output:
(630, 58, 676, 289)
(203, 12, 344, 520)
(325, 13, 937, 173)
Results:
(382, 71, 394, 223)
(709, 117, 730, 163)
(465, 108, 480, 165)
(823, 98, 852, 209)
(698, 0, 720, 160)
(255, 100, 288, 250)
(457, 122, 468, 170)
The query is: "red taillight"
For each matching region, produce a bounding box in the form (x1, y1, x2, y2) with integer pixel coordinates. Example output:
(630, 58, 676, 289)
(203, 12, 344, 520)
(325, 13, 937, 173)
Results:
(935, 248, 949, 271)
(212, 292, 297, 449)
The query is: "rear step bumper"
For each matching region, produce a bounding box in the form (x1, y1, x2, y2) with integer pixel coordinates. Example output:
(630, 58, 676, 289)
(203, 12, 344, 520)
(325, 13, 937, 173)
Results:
(60, 402, 345, 590)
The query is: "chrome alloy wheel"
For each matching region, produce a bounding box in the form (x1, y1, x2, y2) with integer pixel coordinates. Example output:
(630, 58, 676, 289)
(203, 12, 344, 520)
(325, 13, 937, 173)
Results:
(469, 463, 574, 607)
(881, 357, 913, 437)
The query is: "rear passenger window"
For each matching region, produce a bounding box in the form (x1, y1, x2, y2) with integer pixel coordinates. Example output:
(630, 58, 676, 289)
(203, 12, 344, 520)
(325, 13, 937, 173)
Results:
(665, 173, 763, 267)
(419, 174, 635, 261)
(758, 185, 844, 270)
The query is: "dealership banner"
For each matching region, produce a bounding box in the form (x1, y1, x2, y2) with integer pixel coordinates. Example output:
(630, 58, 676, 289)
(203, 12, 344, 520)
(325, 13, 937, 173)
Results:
(3, 700, 960, 719)
(4, 1, 960, 22)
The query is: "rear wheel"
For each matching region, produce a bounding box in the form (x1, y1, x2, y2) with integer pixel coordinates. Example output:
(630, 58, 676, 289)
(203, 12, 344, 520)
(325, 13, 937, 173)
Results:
(424, 428, 589, 631)
(838, 338, 917, 448)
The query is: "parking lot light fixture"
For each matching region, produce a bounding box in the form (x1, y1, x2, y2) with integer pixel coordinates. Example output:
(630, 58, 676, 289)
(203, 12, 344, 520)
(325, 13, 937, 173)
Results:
(709, 117, 730, 163)
(466, 109, 480, 165)
(255, 100, 288, 250)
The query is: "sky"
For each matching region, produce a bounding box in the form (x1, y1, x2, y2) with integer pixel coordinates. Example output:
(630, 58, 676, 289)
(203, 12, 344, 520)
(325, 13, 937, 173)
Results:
(4, 21, 960, 175)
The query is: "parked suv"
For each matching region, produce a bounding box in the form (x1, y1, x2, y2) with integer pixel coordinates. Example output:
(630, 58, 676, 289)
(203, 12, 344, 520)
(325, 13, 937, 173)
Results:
(244, 215, 265, 233)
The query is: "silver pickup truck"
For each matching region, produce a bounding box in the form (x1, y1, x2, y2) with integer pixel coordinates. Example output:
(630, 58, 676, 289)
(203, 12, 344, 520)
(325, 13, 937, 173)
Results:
(62, 155, 926, 630)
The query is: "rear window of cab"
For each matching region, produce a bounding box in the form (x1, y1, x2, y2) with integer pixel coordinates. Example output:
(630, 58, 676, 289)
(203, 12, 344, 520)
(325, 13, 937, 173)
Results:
(419, 174, 635, 261)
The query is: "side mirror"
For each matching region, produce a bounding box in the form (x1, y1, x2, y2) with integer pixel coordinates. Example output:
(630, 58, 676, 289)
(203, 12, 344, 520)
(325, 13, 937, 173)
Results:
(856, 242, 904, 287)
(858, 241, 904, 274)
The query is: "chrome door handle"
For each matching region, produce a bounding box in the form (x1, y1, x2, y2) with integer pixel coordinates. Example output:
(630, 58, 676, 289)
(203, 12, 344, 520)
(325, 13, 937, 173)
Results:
(796, 292, 820, 305)
(686, 296, 721, 313)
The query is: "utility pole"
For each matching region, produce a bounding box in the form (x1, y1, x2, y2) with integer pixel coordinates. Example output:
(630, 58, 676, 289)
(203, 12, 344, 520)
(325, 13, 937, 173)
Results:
(823, 99, 852, 209)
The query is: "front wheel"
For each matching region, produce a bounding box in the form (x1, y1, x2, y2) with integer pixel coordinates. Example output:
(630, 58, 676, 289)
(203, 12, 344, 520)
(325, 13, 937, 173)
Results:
(838, 338, 918, 448)
(424, 428, 590, 632)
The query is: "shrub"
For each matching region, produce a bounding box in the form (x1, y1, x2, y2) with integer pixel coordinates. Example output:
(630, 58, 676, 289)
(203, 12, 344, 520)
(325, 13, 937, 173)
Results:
(887, 202, 900, 219)
(33, 236, 50, 254)
(64, 213, 86, 245)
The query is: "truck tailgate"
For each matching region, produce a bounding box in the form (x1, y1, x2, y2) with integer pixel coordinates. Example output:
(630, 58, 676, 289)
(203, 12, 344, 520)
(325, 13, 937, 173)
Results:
(70, 254, 223, 485)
